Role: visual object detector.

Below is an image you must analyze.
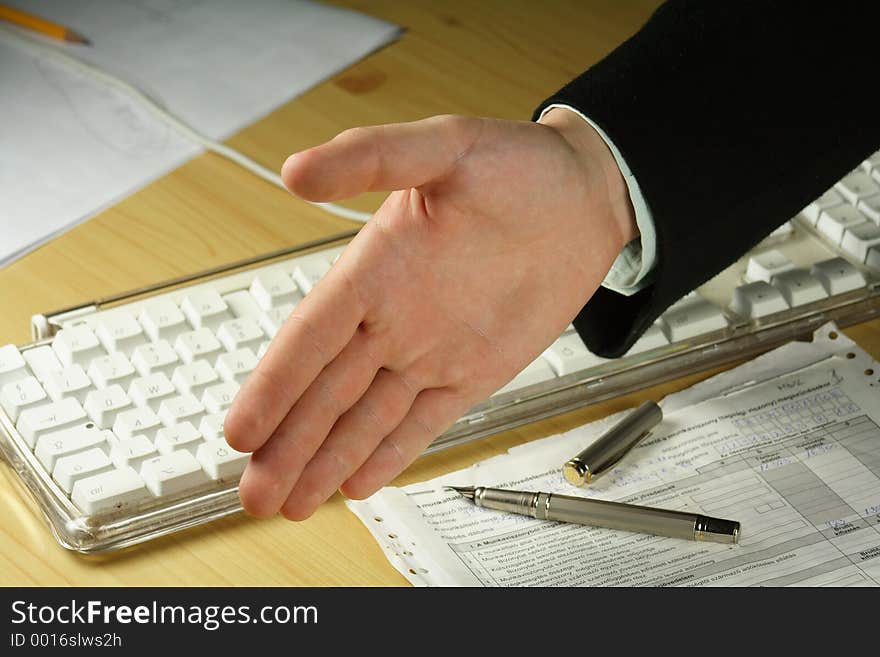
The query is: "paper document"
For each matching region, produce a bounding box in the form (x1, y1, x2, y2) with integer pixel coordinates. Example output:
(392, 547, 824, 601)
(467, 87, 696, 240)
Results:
(0, 0, 401, 266)
(349, 325, 880, 586)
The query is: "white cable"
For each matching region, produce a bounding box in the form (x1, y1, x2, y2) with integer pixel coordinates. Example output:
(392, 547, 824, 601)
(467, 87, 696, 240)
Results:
(0, 25, 373, 223)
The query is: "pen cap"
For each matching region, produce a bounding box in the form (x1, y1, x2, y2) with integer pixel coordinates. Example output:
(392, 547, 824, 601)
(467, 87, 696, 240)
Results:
(695, 516, 740, 544)
(563, 401, 662, 486)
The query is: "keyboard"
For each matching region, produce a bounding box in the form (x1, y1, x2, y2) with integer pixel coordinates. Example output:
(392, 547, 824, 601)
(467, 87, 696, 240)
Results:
(2, 152, 879, 552)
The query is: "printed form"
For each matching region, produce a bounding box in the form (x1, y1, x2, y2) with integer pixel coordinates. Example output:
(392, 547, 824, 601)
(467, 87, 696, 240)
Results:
(349, 326, 880, 586)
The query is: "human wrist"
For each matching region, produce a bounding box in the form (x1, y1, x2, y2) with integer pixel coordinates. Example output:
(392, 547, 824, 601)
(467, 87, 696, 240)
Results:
(538, 107, 638, 250)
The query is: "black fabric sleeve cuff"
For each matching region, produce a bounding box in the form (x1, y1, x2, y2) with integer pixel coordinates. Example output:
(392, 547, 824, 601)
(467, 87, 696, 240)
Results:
(533, 1, 880, 357)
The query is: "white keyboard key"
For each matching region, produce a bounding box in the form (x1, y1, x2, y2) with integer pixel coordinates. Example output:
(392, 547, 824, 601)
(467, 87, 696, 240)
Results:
(862, 151, 880, 172)
(223, 290, 263, 319)
(22, 346, 63, 382)
(158, 393, 204, 427)
(171, 360, 219, 398)
(766, 221, 794, 240)
(729, 281, 790, 318)
(71, 467, 149, 515)
(138, 300, 188, 343)
(835, 170, 880, 204)
(325, 245, 346, 263)
(292, 258, 331, 294)
(43, 365, 93, 404)
(858, 195, 880, 223)
(109, 430, 153, 467)
(215, 347, 258, 384)
(16, 398, 88, 448)
(542, 334, 606, 376)
(197, 438, 249, 481)
(140, 450, 209, 497)
(257, 341, 271, 359)
(34, 424, 108, 471)
(744, 249, 795, 283)
(217, 317, 264, 352)
(131, 340, 179, 378)
(249, 271, 303, 310)
(52, 447, 114, 494)
(801, 188, 843, 224)
(199, 411, 227, 441)
(816, 205, 868, 245)
(181, 289, 231, 331)
(155, 422, 202, 455)
(670, 291, 701, 307)
(128, 372, 176, 411)
(113, 406, 162, 442)
(51, 325, 104, 368)
(1, 376, 47, 422)
(95, 314, 145, 355)
(110, 435, 158, 470)
(0, 345, 27, 387)
(497, 358, 556, 394)
(101, 430, 124, 449)
(811, 257, 868, 295)
(174, 328, 222, 364)
(259, 303, 295, 338)
(660, 298, 728, 342)
(841, 221, 880, 263)
(627, 322, 670, 354)
(202, 382, 239, 413)
(87, 353, 137, 391)
(867, 245, 880, 271)
(84, 385, 132, 429)
(770, 269, 828, 307)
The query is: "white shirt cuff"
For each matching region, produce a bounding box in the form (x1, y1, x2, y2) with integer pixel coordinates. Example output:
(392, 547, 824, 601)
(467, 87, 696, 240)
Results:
(538, 103, 657, 296)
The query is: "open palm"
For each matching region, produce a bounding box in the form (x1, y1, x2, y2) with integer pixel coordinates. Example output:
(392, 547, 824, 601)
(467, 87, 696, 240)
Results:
(224, 112, 635, 519)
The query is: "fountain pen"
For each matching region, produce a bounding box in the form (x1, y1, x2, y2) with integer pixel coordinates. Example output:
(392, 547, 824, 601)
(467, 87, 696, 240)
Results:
(447, 485, 739, 544)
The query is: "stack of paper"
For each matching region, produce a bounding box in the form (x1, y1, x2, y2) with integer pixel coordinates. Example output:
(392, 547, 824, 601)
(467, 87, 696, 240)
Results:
(0, 0, 401, 266)
(349, 324, 880, 586)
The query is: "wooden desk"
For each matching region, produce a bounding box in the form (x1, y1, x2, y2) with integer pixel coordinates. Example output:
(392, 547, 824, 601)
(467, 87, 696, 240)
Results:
(1, 0, 877, 586)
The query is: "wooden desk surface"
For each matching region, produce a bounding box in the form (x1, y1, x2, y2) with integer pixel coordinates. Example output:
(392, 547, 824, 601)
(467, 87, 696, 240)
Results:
(2, 0, 878, 586)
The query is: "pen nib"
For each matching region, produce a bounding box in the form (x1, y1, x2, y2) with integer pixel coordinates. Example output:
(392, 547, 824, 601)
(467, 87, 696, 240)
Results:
(445, 485, 476, 500)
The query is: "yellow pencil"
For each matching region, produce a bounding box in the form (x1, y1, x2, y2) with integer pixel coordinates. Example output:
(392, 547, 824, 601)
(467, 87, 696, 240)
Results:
(0, 3, 90, 44)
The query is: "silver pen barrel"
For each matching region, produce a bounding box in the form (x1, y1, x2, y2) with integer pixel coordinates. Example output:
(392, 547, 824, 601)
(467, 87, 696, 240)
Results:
(469, 486, 739, 544)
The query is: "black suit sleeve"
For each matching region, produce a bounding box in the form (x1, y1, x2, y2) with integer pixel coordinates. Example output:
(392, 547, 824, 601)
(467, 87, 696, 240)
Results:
(534, 1, 880, 358)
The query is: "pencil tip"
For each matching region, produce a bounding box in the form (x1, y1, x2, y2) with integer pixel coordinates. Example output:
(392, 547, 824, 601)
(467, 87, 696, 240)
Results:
(67, 31, 91, 45)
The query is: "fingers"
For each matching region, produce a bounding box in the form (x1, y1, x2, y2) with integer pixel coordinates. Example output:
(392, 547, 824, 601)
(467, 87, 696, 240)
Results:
(278, 368, 419, 520)
(236, 328, 383, 518)
(224, 268, 364, 454)
(340, 388, 470, 500)
(281, 115, 483, 202)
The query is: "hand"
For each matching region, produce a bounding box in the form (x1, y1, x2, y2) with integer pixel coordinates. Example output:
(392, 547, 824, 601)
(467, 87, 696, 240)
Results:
(224, 110, 637, 520)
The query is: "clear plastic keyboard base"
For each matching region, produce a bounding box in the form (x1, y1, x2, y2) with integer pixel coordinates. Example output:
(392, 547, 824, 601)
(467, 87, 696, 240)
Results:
(2, 162, 880, 552)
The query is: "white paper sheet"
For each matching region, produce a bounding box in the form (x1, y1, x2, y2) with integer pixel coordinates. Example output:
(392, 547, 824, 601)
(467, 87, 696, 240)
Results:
(0, 0, 401, 266)
(348, 324, 880, 586)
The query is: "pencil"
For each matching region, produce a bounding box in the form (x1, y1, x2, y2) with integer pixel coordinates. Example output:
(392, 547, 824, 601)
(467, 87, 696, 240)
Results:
(0, 4, 90, 44)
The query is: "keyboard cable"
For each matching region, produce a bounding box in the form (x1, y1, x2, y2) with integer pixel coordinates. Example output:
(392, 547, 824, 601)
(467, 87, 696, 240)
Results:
(0, 24, 374, 224)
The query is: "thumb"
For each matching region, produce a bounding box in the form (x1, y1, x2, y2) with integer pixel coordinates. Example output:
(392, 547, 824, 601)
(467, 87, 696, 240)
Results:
(281, 115, 482, 202)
